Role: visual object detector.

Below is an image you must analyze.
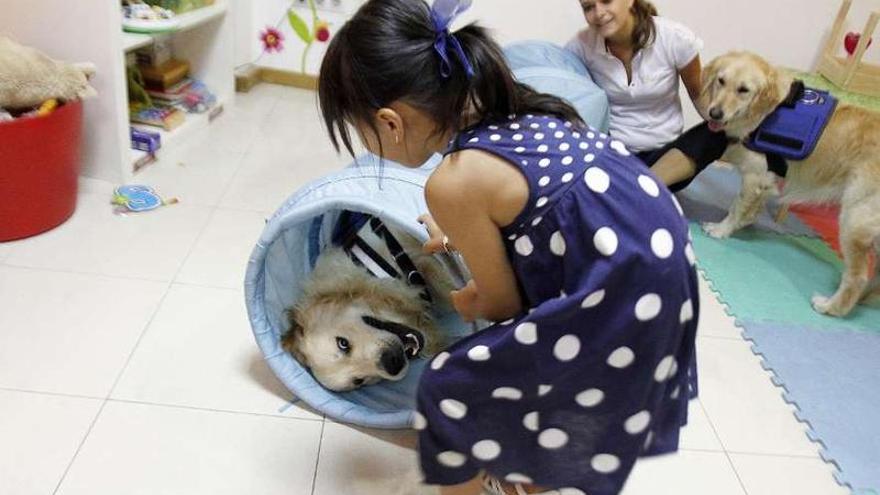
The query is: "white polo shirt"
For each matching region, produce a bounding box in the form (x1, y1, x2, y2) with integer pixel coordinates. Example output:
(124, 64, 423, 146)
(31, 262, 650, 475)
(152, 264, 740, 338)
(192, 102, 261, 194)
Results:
(565, 17, 703, 152)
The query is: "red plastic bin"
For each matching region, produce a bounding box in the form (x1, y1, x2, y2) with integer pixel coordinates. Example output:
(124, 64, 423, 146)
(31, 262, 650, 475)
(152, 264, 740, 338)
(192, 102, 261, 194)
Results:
(0, 100, 83, 241)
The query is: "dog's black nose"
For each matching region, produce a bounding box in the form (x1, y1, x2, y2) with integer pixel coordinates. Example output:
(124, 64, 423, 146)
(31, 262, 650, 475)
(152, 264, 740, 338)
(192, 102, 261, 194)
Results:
(709, 107, 725, 121)
(380, 348, 406, 376)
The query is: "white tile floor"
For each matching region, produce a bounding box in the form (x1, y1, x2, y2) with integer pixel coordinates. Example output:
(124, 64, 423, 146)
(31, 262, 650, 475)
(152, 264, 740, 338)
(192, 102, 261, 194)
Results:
(0, 84, 850, 495)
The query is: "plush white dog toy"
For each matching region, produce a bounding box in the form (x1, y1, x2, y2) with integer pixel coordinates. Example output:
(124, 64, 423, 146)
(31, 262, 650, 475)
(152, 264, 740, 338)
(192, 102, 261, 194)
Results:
(0, 36, 97, 109)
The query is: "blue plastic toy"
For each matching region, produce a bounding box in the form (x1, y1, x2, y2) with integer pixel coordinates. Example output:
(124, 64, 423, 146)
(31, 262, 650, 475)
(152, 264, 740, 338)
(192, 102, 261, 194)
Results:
(112, 185, 177, 213)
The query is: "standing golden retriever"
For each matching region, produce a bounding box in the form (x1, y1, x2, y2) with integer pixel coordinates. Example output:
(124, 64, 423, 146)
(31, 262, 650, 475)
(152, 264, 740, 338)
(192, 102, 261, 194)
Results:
(698, 51, 880, 317)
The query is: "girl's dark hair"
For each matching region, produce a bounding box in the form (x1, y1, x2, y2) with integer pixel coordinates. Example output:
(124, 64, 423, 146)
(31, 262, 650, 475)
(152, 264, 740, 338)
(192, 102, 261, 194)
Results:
(631, 0, 658, 53)
(318, 0, 584, 157)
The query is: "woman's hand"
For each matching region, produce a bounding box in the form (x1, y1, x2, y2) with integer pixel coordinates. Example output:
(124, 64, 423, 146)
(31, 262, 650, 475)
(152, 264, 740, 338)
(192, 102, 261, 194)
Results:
(451, 280, 480, 322)
(418, 214, 455, 254)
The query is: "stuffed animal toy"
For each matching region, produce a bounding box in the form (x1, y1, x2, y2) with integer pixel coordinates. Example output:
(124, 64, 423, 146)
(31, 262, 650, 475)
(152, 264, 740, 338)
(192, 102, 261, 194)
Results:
(0, 36, 97, 110)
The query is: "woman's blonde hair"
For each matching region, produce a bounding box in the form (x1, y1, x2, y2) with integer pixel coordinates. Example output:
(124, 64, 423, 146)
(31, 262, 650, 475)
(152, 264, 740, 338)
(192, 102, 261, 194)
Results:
(631, 0, 658, 52)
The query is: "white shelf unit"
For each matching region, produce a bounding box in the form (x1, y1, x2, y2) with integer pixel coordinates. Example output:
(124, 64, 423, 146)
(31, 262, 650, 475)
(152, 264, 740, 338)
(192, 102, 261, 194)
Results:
(123, 0, 235, 175)
(122, 32, 153, 52)
(125, 2, 235, 176)
(1, 0, 236, 183)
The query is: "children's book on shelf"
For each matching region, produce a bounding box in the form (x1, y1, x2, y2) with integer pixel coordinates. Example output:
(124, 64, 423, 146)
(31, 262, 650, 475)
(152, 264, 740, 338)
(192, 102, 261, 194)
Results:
(145, 77, 193, 105)
(145, 77, 217, 114)
(130, 103, 186, 131)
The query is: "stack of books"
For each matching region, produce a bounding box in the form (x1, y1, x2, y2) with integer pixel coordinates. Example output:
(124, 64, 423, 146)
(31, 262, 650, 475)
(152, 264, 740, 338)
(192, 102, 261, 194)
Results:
(146, 77, 218, 114)
(127, 42, 217, 134)
(128, 42, 190, 131)
(139, 59, 190, 92)
(145, 77, 193, 107)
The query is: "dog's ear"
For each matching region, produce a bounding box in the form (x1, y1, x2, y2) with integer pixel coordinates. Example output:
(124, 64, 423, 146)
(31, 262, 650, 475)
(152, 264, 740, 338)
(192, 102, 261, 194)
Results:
(361, 315, 420, 336)
(701, 57, 719, 96)
(697, 56, 721, 115)
(281, 311, 309, 367)
(751, 64, 784, 122)
(362, 315, 427, 358)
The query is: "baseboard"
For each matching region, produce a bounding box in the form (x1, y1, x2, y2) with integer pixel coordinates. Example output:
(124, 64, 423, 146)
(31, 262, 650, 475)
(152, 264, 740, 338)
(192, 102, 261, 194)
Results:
(235, 66, 318, 93)
(234, 64, 262, 93)
(258, 67, 318, 91)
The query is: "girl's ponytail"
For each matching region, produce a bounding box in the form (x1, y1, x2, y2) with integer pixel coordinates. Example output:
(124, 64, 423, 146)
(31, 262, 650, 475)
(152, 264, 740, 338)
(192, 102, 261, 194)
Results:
(455, 25, 585, 128)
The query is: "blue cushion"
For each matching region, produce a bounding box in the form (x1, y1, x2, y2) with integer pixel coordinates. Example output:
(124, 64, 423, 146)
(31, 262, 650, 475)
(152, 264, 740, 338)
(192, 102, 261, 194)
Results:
(504, 40, 591, 77)
(504, 41, 610, 131)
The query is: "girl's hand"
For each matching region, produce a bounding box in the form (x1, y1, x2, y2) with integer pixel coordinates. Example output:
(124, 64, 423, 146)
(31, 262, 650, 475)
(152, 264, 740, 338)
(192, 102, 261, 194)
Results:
(451, 280, 480, 322)
(418, 214, 455, 254)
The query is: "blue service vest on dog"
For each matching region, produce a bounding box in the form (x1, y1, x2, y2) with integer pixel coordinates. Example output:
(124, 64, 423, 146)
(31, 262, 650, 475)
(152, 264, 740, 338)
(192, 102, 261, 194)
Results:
(744, 81, 837, 176)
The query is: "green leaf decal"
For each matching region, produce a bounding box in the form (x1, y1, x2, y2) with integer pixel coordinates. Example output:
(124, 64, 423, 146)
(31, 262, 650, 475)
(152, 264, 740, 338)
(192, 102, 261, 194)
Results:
(288, 10, 313, 43)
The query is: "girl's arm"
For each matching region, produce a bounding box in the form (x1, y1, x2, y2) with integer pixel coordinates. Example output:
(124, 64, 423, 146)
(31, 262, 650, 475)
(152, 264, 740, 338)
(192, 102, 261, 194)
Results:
(424, 152, 526, 322)
(679, 55, 702, 105)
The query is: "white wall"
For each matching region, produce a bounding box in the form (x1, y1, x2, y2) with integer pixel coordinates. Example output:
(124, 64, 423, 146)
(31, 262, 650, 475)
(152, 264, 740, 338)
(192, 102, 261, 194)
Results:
(241, 0, 880, 75)
(231, 0, 255, 68)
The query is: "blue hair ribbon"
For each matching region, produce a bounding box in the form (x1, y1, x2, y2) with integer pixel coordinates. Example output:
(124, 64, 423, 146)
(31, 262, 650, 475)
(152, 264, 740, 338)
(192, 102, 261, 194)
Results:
(430, 0, 475, 79)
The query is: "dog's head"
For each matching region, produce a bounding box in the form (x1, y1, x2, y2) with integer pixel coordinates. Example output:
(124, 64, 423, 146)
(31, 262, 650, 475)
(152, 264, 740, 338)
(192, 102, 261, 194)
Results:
(282, 301, 427, 392)
(698, 51, 791, 138)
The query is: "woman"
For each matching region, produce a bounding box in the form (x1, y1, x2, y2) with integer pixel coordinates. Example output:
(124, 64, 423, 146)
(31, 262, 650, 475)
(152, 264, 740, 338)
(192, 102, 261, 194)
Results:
(566, 0, 727, 191)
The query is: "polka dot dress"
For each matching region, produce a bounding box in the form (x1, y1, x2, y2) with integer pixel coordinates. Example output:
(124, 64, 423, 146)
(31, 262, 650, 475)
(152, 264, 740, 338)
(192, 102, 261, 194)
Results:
(417, 115, 700, 494)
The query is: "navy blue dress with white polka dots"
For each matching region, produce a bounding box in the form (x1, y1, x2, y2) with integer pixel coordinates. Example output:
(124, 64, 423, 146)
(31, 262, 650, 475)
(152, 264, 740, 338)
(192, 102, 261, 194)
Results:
(415, 114, 700, 494)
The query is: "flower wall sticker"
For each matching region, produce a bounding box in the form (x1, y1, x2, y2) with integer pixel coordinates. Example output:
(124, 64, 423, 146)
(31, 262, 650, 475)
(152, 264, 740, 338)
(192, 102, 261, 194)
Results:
(260, 26, 285, 53)
(287, 0, 332, 73)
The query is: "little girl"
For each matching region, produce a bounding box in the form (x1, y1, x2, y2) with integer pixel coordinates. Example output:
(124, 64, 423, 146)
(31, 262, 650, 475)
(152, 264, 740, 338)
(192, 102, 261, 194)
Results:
(318, 1, 699, 493)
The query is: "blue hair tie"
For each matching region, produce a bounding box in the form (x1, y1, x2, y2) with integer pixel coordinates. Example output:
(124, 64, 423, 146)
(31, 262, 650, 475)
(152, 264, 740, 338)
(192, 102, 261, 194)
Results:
(430, 0, 475, 79)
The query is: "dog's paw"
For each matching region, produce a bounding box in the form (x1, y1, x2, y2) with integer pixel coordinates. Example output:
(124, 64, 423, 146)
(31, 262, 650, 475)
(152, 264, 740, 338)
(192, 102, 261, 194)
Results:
(811, 294, 844, 316)
(703, 222, 733, 239)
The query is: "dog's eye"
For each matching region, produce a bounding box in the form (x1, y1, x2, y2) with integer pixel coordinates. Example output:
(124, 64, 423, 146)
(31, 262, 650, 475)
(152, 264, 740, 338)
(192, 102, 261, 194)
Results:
(737, 86, 750, 94)
(718, 77, 726, 87)
(336, 337, 351, 353)
(352, 378, 365, 387)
